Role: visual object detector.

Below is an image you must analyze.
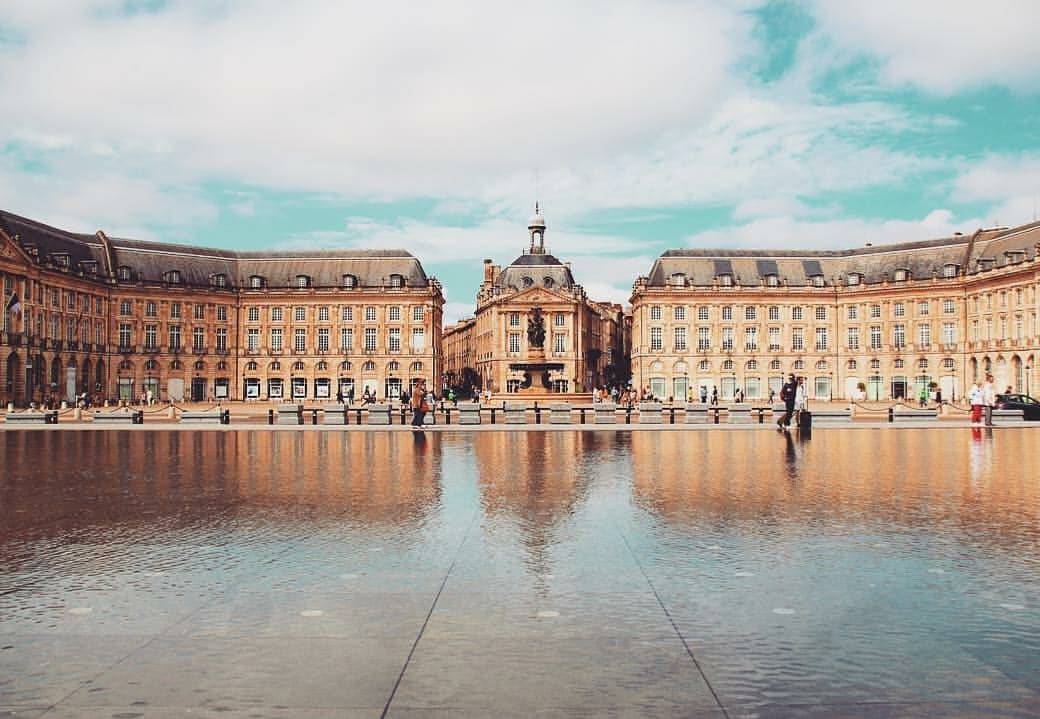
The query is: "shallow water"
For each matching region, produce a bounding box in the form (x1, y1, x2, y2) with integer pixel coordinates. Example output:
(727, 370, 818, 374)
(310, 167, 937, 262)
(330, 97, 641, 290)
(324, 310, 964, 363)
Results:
(1, 428, 1038, 717)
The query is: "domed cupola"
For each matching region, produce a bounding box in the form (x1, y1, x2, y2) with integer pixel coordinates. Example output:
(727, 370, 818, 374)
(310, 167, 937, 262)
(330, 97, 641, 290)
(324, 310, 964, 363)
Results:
(528, 202, 547, 255)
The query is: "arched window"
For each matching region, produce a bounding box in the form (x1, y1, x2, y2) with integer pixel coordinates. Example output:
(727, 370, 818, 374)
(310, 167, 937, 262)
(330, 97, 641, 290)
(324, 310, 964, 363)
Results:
(362, 360, 376, 372)
(815, 360, 828, 371)
(211, 273, 228, 288)
(292, 361, 305, 371)
(270, 361, 281, 371)
(847, 359, 857, 370)
(340, 361, 352, 371)
(249, 275, 265, 289)
(316, 360, 328, 371)
(769, 359, 781, 370)
(342, 274, 358, 288)
(246, 361, 258, 371)
(387, 360, 400, 372)
(847, 273, 862, 286)
(918, 358, 928, 369)
(410, 361, 424, 372)
(171, 360, 182, 370)
(194, 360, 205, 371)
(295, 275, 311, 289)
(746, 360, 758, 370)
(217, 361, 227, 371)
(717, 273, 733, 287)
(389, 274, 405, 288)
(543, 277, 554, 288)
(894, 358, 905, 369)
(521, 276, 533, 288)
(722, 359, 734, 371)
(943, 358, 955, 369)
(793, 359, 805, 370)
(764, 274, 779, 287)
(144, 359, 159, 371)
(670, 273, 686, 287)
(119, 360, 133, 370)
(698, 360, 711, 372)
(870, 358, 881, 370)
(943, 264, 959, 279)
(164, 270, 181, 284)
(810, 274, 825, 288)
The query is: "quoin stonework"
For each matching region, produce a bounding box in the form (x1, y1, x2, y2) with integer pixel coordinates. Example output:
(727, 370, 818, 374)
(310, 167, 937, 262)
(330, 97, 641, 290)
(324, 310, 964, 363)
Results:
(0, 210, 443, 405)
(3, 206, 1040, 406)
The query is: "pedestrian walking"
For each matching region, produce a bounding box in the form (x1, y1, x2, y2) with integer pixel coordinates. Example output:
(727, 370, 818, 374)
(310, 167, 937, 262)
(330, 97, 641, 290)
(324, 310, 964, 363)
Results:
(969, 381, 984, 424)
(777, 374, 797, 431)
(410, 380, 428, 429)
(794, 377, 807, 424)
(711, 386, 718, 406)
(983, 373, 996, 427)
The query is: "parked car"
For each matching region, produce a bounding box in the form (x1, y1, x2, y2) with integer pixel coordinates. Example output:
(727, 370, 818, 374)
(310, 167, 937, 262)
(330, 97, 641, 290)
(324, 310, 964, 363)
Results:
(995, 393, 1040, 420)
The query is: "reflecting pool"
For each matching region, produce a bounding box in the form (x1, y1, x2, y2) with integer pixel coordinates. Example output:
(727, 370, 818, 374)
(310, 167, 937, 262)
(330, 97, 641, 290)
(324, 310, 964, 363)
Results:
(1, 428, 1039, 718)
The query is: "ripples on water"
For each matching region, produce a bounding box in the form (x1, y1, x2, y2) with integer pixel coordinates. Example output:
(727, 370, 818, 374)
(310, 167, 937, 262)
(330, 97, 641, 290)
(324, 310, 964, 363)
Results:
(1, 428, 1038, 714)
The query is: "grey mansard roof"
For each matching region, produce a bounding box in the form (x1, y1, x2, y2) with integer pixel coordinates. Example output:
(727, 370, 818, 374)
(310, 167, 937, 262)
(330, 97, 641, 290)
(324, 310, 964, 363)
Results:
(646, 224, 1040, 287)
(494, 252, 576, 290)
(0, 210, 432, 289)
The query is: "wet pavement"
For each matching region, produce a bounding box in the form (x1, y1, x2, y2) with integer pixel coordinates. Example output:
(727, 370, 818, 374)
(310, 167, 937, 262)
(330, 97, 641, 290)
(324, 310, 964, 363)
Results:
(1, 428, 1038, 718)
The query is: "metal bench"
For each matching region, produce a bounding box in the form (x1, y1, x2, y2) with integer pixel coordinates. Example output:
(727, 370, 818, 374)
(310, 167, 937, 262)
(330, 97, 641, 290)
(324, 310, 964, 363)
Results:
(892, 407, 938, 422)
(92, 410, 142, 424)
(276, 404, 303, 425)
(638, 402, 663, 424)
(321, 404, 349, 425)
(180, 410, 223, 424)
(366, 404, 393, 425)
(549, 402, 572, 424)
(4, 411, 57, 424)
(684, 403, 710, 424)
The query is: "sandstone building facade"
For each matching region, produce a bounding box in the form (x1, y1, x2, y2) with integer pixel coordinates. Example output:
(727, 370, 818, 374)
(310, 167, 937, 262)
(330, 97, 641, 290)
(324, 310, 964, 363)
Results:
(443, 210, 625, 396)
(630, 224, 1040, 402)
(0, 210, 443, 406)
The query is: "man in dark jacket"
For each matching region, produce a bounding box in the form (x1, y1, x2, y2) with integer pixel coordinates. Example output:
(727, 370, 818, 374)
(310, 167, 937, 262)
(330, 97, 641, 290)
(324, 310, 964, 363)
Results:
(777, 373, 797, 431)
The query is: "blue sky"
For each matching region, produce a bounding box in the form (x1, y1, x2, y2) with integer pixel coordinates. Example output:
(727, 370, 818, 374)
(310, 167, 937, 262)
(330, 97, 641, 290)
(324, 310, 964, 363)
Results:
(2, 0, 1040, 321)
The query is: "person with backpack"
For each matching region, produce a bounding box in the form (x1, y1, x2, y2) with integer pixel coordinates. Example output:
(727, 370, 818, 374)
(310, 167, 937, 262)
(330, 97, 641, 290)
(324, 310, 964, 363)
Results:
(777, 374, 797, 431)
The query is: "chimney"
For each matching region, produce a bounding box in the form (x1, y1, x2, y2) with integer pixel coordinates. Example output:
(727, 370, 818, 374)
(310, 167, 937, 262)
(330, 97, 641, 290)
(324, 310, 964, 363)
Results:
(483, 259, 499, 283)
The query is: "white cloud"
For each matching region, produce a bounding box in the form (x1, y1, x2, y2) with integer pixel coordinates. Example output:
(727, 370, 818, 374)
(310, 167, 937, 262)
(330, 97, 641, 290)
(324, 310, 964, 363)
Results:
(806, 1, 1040, 94)
(685, 209, 978, 251)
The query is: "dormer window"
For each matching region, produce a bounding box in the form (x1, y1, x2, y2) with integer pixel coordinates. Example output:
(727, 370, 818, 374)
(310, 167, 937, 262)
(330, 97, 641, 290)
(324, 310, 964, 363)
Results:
(164, 270, 181, 284)
(764, 274, 779, 287)
(211, 273, 227, 288)
(81, 260, 98, 275)
(116, 266, 132, 282)
(543, 277, 554, 288)
(942, 263, 959, 279)
(893, 268, 910, 282)
(1005, 250, 1025, 265)
(389, 274, 405, 288)
(249, 275, 265, 289)
(846, 273, 862, 286)
(718, 273, 733, 287)
(810, 274, 825, 288)
(342, 274, 358, 289)
(52, 253, 70, 267)
(522, 276, 533, 288)
(978, 258, 994, 272)
(295, 275, 311, 289)
(670, 273, 686, 288)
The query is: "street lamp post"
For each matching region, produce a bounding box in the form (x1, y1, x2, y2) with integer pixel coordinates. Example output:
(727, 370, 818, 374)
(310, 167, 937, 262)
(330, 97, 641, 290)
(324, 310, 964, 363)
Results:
(1027, 362, 1033, 398)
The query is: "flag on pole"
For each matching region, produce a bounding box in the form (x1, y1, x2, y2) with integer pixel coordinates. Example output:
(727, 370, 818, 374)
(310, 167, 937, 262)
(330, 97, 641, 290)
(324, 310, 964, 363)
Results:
(6, 292, 22, 319)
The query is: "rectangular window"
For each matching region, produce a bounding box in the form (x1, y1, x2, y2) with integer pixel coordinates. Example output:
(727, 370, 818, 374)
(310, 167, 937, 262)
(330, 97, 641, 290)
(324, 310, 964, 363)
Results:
(918, 323, 931, 347)
(119, 300, 131, 316)
(768, 306, 780, 321)
(698, 306, 709, 321)
(247, 328, 259, 351)
(193, 304, 205, 320)
(170, 303, 181, 319)
(674, 326, 687, 351)
(971, 320, 978, 342)
(745, 306, 756, 321)
(509, 312, 520, 327)
(554, 333, 567, 354)
(389, 306, 400, 321)
(893, 323, 905, 348)
(216, 327, 227, 351)
(555, 313, 566, 326)
(815, 306, 826, 321)
(216, 305, 228, 321)
(815, 326, 828, 351)
(917, 301, 929, 316)
(364, 327, 377, 351)
(119, 323, 132, 347)
(650, 306, 662, 320)
(270, 328, 283, 351)
(942, 322, 956, 345)
(943, 299, 955, 314)
(847, 327, 859, 350)
(722, 306, 733, 320)
(508, 332, 520, 353)
(340, 328, 353, 350)
(698, 327, 710, 350)
(294, 328, 307, 352)
(295, 306, 306, 322)
(388, 327, 401, 352)
(791, 306, 803, 320)
(768, 327, 780, 351)
(411, 327, 425, 351)
(412, 306, 424, 322)
(145, 301, 157, 317)
(192, 326, 205, 350)
(365, 306, 377, 322)
(870, 304, 881, 318)
(271, 306, 283, 322)
(341, 306, 353, 322)
(894, 302, 905, 317)
(847, 305, 858, 320)
(650, 327, 663, 350)
(744, 326, 757, 350)
(792, 328, 804, 351)
(247, 307, 260, 322)
(674, 306, 685, 321)
(95, 322, 103, 346)
(168, 324, 181, 349)
(144, 324, 157, 350)
(721, 327, 733, 351)
(318, 328, 330, 352)
(318, 306, 329, 322)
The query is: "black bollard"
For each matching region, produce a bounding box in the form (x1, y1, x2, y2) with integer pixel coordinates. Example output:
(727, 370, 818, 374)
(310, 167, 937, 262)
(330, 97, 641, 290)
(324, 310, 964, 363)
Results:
(268, 408, 274, 425)
(311, 408, 318, 425)
(669, 406, 676, 424)
(580, 408, 586, 424)
(888, 407, 894, 423)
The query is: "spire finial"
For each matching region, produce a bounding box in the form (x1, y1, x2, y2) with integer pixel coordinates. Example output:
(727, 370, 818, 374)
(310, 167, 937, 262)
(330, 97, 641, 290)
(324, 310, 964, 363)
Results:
(535, 201, 540, 216)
